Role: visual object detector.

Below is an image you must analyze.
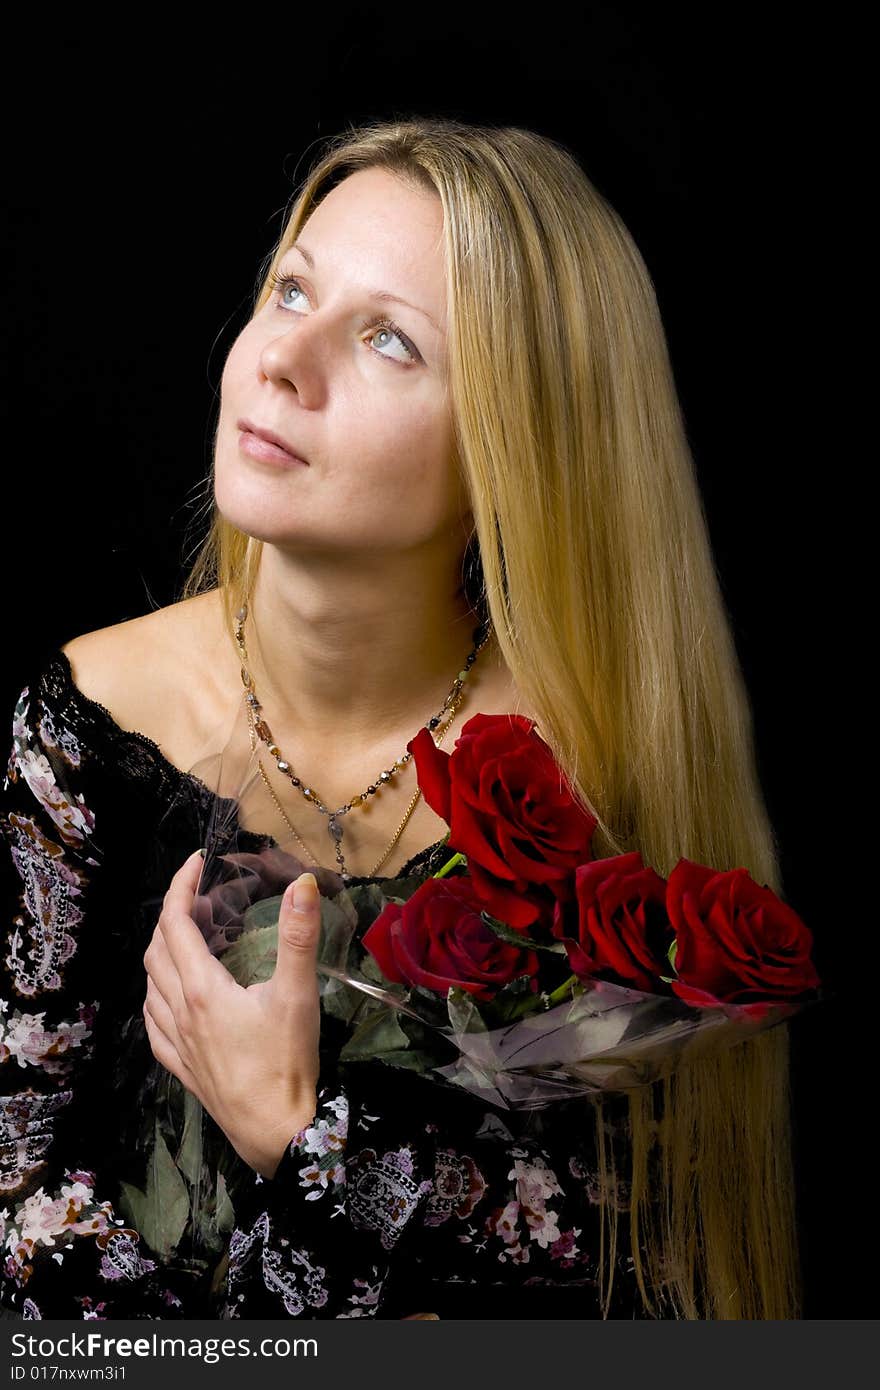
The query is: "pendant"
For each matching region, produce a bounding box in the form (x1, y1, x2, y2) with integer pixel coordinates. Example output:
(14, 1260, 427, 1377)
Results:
(327, 813, 344, 845)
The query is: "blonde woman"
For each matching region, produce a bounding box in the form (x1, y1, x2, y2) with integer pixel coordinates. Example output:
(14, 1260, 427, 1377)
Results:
(0, 118, 799, 1320)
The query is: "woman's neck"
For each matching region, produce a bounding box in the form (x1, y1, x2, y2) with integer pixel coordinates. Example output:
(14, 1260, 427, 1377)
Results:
(244, 542, 489, 759)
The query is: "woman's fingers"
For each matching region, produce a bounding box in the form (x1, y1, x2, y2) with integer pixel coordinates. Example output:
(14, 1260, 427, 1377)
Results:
(272, 871, 323, 1000)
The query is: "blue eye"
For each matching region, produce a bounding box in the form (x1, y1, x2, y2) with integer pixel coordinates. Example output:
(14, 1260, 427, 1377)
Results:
(265, 270, 418, 365)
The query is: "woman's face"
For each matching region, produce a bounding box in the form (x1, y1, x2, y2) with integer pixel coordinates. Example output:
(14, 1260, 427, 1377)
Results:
(214, 167, 468, 554)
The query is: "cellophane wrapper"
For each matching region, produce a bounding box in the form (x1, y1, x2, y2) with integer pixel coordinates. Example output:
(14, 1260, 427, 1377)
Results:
(191, 733, 821, 1109)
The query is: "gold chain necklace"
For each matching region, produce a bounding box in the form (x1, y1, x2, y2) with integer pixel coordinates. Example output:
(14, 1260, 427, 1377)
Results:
(234, 601, 492, 881)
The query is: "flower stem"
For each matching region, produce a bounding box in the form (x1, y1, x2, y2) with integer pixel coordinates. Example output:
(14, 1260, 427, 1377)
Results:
(496, 973, 582, 1026)
(543, 973, 580, 1008)
(433, 852, 466, 879)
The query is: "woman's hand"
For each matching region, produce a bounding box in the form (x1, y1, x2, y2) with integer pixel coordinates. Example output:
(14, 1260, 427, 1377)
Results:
(143, 850, 322, 1178)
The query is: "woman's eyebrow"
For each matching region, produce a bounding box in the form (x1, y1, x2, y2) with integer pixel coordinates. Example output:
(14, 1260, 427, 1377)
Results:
(289, 240, 442, 333)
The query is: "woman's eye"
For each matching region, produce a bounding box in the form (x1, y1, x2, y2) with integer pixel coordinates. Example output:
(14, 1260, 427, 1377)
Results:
(269, 273, 417, 365)
(276, 278, 309, 312)
(364, 323, 416, 364)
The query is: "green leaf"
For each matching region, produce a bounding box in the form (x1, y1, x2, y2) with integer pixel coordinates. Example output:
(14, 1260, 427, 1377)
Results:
(359, 952, 395, 986)
(447, 985, 488, 1036)
(241, 895, 284, 932)
(338, 1007, 412, 1062)
(406, 984, 456, 1029)
(667, 938, 678, 973)
(365, 1047, 433, 1072)
(117, 1121, 190, 1260)
(479, 911, 557, 952)
(214, 1169, 236, 1235)
(174, 1088, 205, 1187)
(318, 893, 361, 970)
(223, 922, 279, 987)
(344, 882, 390, 924)
(483, 975, 540, 1025)
(321, 971, 395, 1026)
(319, 934, 409, 1025)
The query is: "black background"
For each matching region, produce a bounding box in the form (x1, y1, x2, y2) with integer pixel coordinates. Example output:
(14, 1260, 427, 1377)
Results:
(3, 8, 858, 1317)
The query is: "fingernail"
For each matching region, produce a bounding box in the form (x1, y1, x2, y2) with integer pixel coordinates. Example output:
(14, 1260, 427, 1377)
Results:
(293, 872, 319, 909)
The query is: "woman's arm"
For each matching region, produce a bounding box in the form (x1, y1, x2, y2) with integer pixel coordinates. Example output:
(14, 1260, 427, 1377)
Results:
(0, 670, 180, 1318)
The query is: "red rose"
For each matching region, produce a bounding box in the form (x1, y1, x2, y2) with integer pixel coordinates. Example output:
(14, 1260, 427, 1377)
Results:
(407, 713, 597, 930)
(362, 875, 540, 1003)
(550, 852, 672, 992)
(665, 858, 821, 1011)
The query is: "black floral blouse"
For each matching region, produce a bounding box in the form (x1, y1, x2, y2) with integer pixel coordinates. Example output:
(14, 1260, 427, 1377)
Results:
(0, 651, 654, 1321)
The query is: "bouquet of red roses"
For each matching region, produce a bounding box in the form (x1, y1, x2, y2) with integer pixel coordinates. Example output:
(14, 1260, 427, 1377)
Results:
(188, 713, 823, 1110)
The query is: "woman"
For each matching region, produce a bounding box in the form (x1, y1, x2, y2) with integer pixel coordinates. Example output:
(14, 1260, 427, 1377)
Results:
(0, 118, 800, 1320)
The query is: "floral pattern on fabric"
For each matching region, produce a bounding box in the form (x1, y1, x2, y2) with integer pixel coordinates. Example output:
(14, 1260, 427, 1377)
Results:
(9, 688, 96, 852)
(0, 1168, 125, 1288)
(346, 1143, 435, 1251)
(225, 1211, 330, 1318)
(0, 999, 95, 1074)
(0, 1089, 75, 1195)
(290, 1090, 348, 1200)
(3, 814, 90, 998)
(423, 1147, 487, 1226)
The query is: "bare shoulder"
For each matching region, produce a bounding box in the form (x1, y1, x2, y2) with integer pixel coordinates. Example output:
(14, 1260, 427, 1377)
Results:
(60, 590, 235, 771)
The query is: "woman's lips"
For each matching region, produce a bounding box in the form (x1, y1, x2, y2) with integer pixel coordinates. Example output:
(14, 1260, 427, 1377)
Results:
(238, 430, 309, 467)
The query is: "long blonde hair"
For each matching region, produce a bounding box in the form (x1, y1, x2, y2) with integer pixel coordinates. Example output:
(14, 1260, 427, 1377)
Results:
(181, 117, 801, 1319)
